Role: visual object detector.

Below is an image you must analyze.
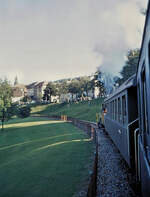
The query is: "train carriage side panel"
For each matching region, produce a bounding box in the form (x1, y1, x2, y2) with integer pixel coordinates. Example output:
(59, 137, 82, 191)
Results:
(139, 136, 150, 197)
(104, 89, 131, 166)
(136, 1, 150, 195)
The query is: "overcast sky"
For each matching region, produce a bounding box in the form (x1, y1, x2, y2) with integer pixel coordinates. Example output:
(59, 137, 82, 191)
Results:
(0, 0, 148, 84)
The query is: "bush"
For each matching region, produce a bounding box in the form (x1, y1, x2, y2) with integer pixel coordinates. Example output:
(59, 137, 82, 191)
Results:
(17, 106, 31, 118)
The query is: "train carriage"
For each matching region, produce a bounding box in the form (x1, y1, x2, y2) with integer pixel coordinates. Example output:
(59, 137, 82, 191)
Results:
(104, 74, 138, 168)
(136, 1, 150, 195)
(102, 1, 150, 196)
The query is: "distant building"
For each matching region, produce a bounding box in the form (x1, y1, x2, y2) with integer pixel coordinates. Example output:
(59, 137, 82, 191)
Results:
(12, 84, 27, 103)
(26, 81, 48, 101)
(34, 81, 48, 101)
(26, 82, 38, 99)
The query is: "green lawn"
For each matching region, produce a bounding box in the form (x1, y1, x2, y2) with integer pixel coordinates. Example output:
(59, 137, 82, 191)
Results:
(0, 117, 94, 197)
(31, 98, 103, 122)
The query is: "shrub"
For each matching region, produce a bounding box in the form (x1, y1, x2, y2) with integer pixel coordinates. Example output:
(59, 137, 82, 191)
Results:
(17, 106, 31, 118)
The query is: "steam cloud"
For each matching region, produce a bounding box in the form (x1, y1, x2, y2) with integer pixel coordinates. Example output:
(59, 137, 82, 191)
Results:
(93, 0, 147, 76)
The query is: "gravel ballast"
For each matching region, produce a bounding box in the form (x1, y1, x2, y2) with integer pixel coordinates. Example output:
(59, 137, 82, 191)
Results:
(97, 128, 136, 197)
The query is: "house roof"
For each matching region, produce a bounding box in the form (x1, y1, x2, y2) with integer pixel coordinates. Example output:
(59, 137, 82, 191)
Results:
(34, 81, 48, 88)
(26, 82, 38, 89)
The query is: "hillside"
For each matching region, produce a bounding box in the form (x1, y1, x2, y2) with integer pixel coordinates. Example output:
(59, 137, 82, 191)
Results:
(31, 98, 103, 122)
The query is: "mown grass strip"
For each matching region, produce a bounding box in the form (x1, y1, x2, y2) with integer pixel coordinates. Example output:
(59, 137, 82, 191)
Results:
(0, 117, 94, 197)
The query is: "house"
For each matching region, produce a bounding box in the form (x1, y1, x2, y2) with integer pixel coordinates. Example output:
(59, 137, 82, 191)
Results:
(34, 81, 48, 101)
(26, 82, 38, 99)
(12, 84, 27, 103)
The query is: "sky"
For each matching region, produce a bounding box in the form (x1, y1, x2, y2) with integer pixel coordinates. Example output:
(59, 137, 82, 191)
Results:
(0, 0, 148, 84)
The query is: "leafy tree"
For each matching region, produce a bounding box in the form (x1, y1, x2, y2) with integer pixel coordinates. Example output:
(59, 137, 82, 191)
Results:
(21, 95, 31, 103)
(56, 82, 68, 100)
(78, 76, 91, 98)
(6, 103, 19, 120)
(140, 8, 147, 15)
(0, 79, 12, 130)
(68, 80, 80, 100)
(43, 82, 57, 102)
(14, 76, 18, 86)
(115, 49, 140, 86)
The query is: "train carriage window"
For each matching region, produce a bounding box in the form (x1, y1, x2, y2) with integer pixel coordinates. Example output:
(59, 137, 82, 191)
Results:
(107, 103, 109, 117)
(112, 101, 113, 119)
(141, 68, 148, 133)
(118, 97, 122, 123)
(115, 99, 117, 121)
(109, 103, 110, 117)
(122, 95, 127, 125)
(112, 101, 114, 119)
(110, 101, 112, 119)
(113, 100, 115, 120)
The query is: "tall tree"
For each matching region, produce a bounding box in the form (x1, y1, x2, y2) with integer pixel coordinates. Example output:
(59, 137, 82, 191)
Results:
(43, 82, 57, 102)
(95, 71, 105, 97)
(68, 80, 80, 100)
(78, 76, 91, 98)
(14, 76, 18, 86)
(0, 79, 12, 130)
(115, 49, 140, 86)
(56, 82, 68, 100)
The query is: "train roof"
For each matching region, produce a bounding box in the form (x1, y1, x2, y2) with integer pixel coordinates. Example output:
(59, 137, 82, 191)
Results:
(104, 74, 137, 102)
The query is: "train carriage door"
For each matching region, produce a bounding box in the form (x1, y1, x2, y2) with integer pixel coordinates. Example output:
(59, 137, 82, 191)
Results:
(140, 64, 150, 160)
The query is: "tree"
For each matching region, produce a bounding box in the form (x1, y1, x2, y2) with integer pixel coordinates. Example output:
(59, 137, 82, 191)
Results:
(78, 76, 91, 98)
(21, 95, 31, 103)
(140, 8, 147, 16)
(68, 80, 80, 101)
(115, 49, 140, 86)
(14, 76, 18, 86)
(56, 82, 68, 100)
(0, 79, 12, 130)
(17, 106, 31, 118)
(43, 82, 57, 102)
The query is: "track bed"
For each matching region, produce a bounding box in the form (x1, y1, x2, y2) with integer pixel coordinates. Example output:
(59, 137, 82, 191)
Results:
(97, 128, 137, 197)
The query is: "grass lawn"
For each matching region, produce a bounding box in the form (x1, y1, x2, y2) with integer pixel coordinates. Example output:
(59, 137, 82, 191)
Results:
(0, 117, 94, 197)
(31, 98, 103, 122)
